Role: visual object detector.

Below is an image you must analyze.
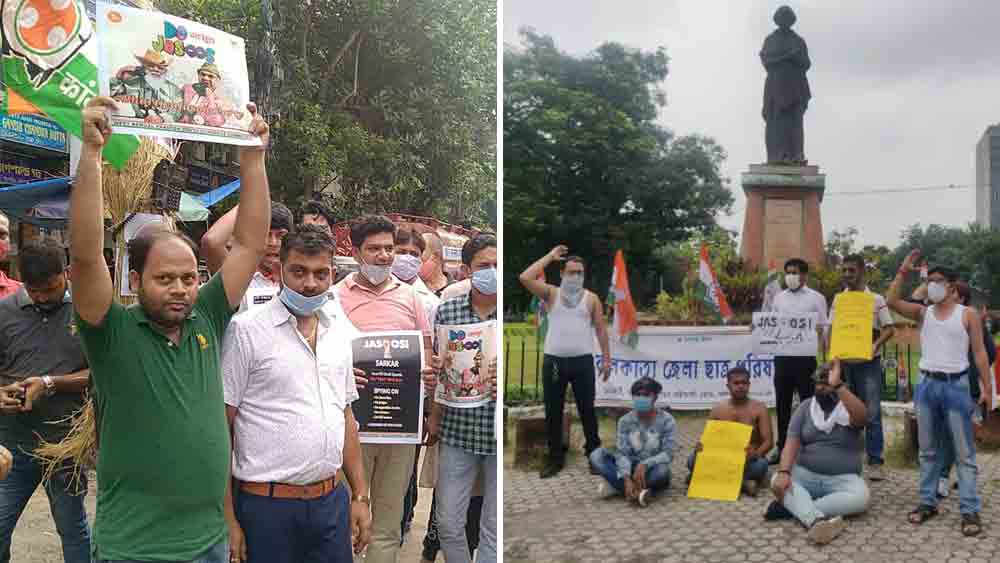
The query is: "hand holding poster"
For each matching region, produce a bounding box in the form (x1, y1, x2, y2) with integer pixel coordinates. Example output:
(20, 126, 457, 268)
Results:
(435, 321, 496, 408)
(829, 292, 875, 361)
(687, 420, 753, 502)
(96, 2, 259, 145)
(351, 331, 425, 444)
(751, 312, 817, 356)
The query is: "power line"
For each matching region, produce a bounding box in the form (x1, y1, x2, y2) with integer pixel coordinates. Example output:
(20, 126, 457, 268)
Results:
(825, 184, 974, 197)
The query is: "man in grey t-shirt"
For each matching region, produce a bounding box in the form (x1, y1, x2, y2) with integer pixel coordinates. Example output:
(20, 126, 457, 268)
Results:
(768, 360, 870, 545)
(0, 238, 90, 561)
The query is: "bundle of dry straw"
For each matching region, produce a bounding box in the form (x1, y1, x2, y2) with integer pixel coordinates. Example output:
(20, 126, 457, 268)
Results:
(34, 138, 174, 488)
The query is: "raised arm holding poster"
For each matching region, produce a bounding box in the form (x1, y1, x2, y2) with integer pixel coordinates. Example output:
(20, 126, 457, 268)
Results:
(435, 320, 496, 408)
(351, 331, 425, 444)
(95, 1, 259, 145)
(829, 292, 875, 361)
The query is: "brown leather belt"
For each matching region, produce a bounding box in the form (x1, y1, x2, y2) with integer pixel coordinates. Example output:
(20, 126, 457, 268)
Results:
(238, 475, 339, 500)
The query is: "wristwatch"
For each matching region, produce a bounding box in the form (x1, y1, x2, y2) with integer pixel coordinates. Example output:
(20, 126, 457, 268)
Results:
(352, 494, 370, 505)
(41, 375, 56, 397)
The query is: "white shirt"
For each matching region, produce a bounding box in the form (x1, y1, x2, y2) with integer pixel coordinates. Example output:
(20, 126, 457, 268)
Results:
(771, 286, 829, 325)
(237, 271, 279, 314)
(221, 297, 360, 484)
(441, 278, 472, 301)
(770, 286, 828, 356)
(410, 276, 441, 330)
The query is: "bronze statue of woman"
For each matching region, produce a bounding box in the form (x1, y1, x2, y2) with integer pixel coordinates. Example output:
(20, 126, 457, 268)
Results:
(761, 6, 811, 165)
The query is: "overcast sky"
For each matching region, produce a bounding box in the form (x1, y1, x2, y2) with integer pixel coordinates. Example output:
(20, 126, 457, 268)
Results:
(503, 0, 999, 248)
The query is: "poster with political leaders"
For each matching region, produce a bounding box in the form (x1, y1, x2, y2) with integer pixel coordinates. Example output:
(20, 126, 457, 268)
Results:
(352, 331, 425, 444)
(435, 320, 496, 408)
(95, 2, 259, 145)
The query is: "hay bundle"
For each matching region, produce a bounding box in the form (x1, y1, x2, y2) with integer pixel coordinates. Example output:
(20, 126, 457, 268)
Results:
(35, 138, 174, 488)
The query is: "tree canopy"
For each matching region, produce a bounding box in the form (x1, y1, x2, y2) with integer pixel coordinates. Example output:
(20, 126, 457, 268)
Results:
(159, 0, 497, 228)
(504, 30, 733, 311)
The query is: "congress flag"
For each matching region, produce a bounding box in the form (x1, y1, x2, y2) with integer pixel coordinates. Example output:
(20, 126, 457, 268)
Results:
(607, 250, 639, 348)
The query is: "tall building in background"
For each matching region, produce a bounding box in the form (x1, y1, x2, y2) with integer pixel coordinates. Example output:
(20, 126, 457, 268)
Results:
(976, 126, 1000, 230)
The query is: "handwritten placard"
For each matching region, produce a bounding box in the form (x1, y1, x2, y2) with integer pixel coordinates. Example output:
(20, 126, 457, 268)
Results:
(829, 291, 875, 361)
(687, 420, 753, 502)
(751, 312, 818, 357)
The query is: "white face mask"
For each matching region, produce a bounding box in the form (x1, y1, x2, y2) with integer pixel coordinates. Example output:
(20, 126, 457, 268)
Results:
(785, 273, 801, 291)
(927, 281, 948, 304)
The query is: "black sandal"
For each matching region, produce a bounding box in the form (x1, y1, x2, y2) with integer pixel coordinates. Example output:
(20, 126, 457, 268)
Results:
(962, 513, 982, 537)
(908, 504, 938, 524)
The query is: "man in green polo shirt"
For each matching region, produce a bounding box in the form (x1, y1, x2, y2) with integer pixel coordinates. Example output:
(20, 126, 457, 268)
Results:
(69, 96, 272, 563)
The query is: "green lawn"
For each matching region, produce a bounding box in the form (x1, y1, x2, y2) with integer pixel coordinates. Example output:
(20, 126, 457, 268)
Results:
(502, 323, 928, 403)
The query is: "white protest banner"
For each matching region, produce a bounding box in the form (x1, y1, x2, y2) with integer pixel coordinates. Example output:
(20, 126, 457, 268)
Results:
(594, 326, 774, 410)
(436, 321, 496, 408)
(751, 312, 818, 357)
(96, 2, 259, 145)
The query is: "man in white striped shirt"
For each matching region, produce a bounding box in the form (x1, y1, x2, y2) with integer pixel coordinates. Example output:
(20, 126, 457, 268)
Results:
(221, 225, 371, 562)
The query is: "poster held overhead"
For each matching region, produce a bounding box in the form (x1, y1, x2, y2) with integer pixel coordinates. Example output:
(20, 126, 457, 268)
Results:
(95, 1, 260, 146)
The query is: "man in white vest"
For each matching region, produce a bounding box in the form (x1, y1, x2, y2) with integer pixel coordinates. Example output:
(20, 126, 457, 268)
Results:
(888, 251, 991, 538)
(519, 246, 611, 479)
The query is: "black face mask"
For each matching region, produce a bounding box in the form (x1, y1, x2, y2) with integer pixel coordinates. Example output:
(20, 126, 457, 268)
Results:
(815, 391, 839, 411)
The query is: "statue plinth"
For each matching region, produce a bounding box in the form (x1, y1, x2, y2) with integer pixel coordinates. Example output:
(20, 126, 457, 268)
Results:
(739, 163, 825, 272)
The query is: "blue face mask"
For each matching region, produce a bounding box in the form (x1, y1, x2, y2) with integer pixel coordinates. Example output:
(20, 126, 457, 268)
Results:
(279, 285, 329, 317)
(471, 267, 497, 295)
(632, 395, 654, 413)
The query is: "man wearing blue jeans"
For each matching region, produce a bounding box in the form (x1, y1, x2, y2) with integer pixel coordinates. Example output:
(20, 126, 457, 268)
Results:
(888, 254, 991, 537)
(770, 361, 870, 545)
(423, 234, 498, 563)
(828, 254, 895, 481)
(590, 377, 676, 507)
(0, 238, 91, 562)
(686, 366, 773, 496)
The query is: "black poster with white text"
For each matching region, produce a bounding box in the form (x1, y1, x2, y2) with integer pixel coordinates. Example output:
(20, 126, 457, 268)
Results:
(352, 331, 424, 444)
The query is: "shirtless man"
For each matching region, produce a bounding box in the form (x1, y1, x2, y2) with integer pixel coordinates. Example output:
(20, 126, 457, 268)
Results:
(687, 366, 774, 496)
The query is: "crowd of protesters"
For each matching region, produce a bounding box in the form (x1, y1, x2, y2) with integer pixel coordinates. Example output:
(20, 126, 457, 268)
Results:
(0, 97, 497, 563)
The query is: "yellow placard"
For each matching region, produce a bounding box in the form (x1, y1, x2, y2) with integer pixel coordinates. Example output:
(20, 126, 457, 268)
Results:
(687, 420, 753, 502)
(829, 291, 875, 361)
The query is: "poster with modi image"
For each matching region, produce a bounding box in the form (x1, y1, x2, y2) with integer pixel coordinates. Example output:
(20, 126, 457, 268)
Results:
(95, 1, 259, 145)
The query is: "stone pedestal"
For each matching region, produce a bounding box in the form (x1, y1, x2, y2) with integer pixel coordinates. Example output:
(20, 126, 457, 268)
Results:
(739, 164, 826, 272)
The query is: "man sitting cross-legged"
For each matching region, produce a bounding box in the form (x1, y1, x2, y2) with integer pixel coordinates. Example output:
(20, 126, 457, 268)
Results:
(768, 360, 871, 545)
(686, 366, 774, 497)
(589, 377, 676, 508)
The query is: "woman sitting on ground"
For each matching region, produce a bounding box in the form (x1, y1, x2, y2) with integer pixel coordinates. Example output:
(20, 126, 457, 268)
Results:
(589, 377, 676, 507)
(769, 359, 870, 545)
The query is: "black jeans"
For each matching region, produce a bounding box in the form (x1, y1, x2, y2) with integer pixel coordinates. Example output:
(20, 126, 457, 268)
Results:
(543, 354, 601, 462)
(774, 355, 817, 452)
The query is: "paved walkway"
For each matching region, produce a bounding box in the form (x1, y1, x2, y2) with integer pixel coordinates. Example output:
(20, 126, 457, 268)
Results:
(504, 414, 1000, 563)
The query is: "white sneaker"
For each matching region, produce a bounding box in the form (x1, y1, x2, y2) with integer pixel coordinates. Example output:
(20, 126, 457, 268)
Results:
(637, 489, 651, 507)
(807, 516, 848, 545)
(597, 482, 613, 498)
(937, 478, 949, 498)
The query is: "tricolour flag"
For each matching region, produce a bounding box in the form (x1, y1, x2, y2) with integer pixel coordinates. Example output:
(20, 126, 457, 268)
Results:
(696, 244, 734, 323)
(761, 260, 781, 312)
(2, 0, 139, 168)
(607, 250, 639, 347)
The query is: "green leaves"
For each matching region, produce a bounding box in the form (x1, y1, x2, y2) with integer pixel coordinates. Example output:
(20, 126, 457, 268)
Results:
(504, 31, 733, 311)
(159, 0, 496, 228)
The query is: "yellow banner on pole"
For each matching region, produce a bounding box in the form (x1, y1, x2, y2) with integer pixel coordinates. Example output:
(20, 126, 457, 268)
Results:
(687, 420, 753, 502)
(829, 291, 876, 361)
